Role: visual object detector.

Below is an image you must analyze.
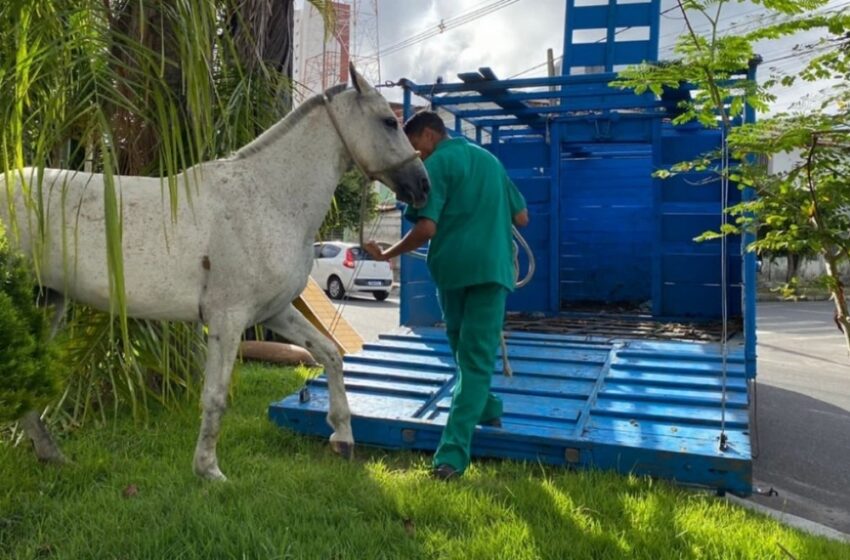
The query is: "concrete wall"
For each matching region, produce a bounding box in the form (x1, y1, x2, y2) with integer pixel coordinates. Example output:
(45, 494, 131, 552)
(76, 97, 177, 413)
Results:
(759, 255, 850, 286)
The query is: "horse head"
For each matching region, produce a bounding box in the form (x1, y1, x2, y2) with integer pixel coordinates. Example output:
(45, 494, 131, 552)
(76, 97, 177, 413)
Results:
(324, 64, 430, 209)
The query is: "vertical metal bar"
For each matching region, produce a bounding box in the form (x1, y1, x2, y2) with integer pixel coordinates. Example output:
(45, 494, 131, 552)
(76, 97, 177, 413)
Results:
(743, 64, 759, 379)
(400, 84, 413, 326)
(549, 121, 562, 313)
(562, 0, 575, 78)
(651, 118, 664, 317)
(547, 48, 557, 106)
(400, 217, 411, 327)
(647, 0, 671, 316)
(719, 125, 730, 450)
(403, 87, 412, 121)
(648, 0, 662, 61)
(605, 1, 617, 72)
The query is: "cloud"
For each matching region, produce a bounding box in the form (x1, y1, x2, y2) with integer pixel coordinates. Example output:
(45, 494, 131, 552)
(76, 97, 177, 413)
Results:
(379, 0, 565, 90)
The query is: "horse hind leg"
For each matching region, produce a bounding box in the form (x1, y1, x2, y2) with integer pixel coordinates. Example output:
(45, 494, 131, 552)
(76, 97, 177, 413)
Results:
(501, 334, 512, 377)
(42, 289, 69, 337)
(21, 411, 68, 464)
(192, 312, 247, 481)
(264, 305, 353, 459)
(20, 289, 69, 464)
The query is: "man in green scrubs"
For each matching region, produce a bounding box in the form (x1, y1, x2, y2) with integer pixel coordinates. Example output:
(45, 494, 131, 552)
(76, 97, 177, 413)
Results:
(364, 111, 529, 480)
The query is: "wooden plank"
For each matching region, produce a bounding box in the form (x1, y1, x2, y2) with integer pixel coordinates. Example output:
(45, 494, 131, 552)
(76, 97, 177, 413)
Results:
(293, 276, 363, 354)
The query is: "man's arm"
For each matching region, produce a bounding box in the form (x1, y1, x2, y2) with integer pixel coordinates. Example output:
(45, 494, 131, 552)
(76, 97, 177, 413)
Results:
(505, 173, 529, 228)
(364, 218, 436, 262)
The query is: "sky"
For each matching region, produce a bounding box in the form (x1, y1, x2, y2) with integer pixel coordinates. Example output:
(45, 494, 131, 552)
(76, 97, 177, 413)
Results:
(359, 0, 847, 113)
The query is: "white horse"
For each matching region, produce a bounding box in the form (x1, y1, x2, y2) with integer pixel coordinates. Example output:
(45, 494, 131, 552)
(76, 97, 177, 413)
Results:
(0, 65, 429, 481)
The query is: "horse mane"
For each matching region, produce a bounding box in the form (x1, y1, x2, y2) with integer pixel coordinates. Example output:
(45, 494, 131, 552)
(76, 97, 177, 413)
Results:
(232, 83, 349, 160)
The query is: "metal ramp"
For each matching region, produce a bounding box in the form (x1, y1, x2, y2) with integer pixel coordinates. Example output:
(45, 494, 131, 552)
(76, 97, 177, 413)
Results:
(269, 327, 752, 495)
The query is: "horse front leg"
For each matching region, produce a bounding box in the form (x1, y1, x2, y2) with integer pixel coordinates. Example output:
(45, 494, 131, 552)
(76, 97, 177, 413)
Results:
(265, 305, 353, 459)
(192, 311, 246, 481)
(21, 290, 69, 464)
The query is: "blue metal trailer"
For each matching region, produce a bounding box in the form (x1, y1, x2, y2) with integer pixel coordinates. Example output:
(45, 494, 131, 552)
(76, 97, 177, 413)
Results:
(270, 0, 759, 495)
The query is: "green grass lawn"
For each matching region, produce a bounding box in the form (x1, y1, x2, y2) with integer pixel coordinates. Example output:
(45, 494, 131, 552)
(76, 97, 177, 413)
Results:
(2, 364, 848, 560)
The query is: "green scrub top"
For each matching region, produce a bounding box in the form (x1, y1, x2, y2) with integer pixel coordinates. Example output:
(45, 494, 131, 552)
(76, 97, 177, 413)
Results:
(405, 137, 527, 291)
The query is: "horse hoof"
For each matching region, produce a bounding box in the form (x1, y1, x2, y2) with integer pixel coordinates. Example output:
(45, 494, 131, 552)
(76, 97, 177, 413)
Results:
(193, 460, 228, 482)
(331, 440, 355, 460)
(36, 452, 71, 466)
(198, 468, 228, 482)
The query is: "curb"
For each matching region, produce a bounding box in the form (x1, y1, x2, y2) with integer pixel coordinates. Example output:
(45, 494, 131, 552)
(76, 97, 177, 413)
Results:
(757, 295, 833, 303)
(726, 496, 850, 543)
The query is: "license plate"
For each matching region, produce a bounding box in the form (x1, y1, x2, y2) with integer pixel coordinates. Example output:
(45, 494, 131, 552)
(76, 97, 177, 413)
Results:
(368, 281, 382, 286)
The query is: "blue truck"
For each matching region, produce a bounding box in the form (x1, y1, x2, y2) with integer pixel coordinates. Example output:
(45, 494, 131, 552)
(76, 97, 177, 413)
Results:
(271, 0, 759, 496)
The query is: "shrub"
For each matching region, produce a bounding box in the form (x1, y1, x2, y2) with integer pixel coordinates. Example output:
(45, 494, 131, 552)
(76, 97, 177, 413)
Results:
(0, 226, 62, 423)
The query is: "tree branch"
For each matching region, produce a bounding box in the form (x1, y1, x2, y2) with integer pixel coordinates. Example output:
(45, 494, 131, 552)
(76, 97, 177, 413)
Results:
(805, 135, 825, 230)
(675, 0, 733, 130)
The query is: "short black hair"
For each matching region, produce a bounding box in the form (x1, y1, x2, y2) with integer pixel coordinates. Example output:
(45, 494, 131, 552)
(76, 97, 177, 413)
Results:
(403, 110, 447, 137)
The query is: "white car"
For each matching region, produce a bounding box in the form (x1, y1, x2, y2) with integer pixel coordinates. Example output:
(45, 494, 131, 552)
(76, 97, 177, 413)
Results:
(311, 241, 393, 301)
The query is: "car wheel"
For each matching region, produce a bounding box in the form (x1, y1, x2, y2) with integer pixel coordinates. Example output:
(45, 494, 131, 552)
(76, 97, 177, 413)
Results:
(373, 291, 390, 302)
(328, 276, 346, 300)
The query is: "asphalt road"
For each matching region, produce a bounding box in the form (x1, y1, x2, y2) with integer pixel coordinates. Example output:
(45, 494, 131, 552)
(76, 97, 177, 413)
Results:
(339, 293, 401, 343)
(749, 301, 850, 534)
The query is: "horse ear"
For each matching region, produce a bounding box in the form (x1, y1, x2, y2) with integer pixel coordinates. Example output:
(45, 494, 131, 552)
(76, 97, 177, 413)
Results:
(349, 62, 374, 95)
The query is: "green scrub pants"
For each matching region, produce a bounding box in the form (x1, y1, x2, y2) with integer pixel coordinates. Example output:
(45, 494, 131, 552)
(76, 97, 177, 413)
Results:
(434, 282, 507, 473)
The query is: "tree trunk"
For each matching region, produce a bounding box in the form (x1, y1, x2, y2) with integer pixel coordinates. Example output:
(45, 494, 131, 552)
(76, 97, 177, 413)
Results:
(786, 253, 800, 284)
(229, 0, 296, 122)
(824, 253, 850, 358)
(109, 1, 182, 175)
(84, 136, 95, 173)
(230, 0, 295, 75)
(239, 340, 316, 366)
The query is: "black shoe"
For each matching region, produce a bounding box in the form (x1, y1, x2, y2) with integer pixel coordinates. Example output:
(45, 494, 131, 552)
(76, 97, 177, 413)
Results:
(480, 417, 502, 428)
(432, 464, 459, 481)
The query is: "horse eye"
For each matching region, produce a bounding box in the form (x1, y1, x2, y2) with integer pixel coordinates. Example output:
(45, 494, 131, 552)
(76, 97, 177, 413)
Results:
(383, 117, 399, 129)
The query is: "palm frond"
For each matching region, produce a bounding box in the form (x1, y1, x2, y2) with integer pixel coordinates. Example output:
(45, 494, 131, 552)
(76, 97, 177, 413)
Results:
(1, 0, 306, 424)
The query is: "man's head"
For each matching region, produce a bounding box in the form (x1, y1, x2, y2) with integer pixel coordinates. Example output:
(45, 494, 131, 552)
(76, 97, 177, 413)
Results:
(403, 111, 448, 160)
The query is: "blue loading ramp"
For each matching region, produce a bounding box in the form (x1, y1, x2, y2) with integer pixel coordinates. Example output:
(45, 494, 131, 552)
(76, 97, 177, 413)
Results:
(270, 328, 751, 495)
(270, 0, 756, 495)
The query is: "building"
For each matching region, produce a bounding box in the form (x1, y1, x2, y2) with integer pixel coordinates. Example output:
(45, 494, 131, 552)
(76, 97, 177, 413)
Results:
(293, 2, 352, 103)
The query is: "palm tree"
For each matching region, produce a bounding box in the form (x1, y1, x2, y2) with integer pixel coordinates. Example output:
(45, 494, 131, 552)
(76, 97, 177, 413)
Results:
(0, 0, 335, 425)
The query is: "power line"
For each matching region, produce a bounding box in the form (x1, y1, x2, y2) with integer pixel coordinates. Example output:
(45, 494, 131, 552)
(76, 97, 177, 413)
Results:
(508, 55, 562, 79)
(659, 0, 850, 56)
(659, 1, 850, 66)
(374, 0, 524, 58)
(381, 0, 520, 56)
(658, 4, 779, 45)
(763, 42, 843, 65)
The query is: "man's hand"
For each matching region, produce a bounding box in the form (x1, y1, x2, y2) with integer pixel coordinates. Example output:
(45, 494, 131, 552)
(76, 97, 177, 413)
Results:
(363, 240, 388, 261)
(513, 209, 530, 228)
(368, 218, 436, 262)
